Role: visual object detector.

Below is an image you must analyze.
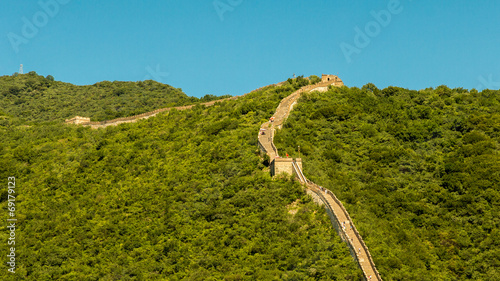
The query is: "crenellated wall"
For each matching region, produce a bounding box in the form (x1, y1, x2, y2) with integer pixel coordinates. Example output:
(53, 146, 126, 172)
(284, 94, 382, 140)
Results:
(321, 74, 343, 85)
(63, 74, 380, 279)
(65, 81, 287, 129)
(258, 74, 383, 280)
(306, 180, 383, 280)
(258, 75, 344, 177)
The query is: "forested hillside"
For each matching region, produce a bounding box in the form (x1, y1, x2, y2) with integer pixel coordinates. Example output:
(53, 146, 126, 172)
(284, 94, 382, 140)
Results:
(0, 81, 363, 280)
(274, 84, 500, 280)
(0, 72, 230, 123)
(2, 74, 498, 280)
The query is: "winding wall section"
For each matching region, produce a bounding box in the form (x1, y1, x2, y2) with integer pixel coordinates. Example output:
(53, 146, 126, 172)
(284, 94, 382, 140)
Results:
(66, 82, 285, 129)
(258, 77, 382, 281)
(66, 76, 381, 279)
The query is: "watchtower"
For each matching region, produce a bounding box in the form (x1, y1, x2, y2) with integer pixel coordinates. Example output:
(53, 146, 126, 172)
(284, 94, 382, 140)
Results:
(270, 157, 302, 177)
(321, 74, 344, 86)
(321, 74, 337, 82)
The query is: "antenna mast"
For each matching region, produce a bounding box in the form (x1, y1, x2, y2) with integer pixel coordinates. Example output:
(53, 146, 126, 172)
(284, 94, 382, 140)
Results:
(19, 64, 23, 74)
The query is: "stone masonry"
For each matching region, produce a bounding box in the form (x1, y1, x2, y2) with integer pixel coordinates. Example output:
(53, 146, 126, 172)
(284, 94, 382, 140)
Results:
(257, 74, 383, 280)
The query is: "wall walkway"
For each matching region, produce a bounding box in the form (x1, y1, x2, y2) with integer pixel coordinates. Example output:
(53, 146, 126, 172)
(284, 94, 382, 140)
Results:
(258, 77, 382, 281)
(65, 82, 285, 129)
(65, 75, 380, 279)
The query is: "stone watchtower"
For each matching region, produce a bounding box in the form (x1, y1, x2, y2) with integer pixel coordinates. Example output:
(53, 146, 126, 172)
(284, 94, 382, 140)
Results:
(321, 74, 343, 86)
(270, 157, 303, 177)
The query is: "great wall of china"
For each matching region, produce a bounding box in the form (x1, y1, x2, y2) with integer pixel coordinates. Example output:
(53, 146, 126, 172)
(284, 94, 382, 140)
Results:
(66, 74, 382, 280)
(65, 82, 286, 128)
(257, 74, 382, 280)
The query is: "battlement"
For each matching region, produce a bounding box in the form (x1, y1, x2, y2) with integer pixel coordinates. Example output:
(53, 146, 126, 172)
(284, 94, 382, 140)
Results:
(64, 81, 286, 129)
(258, 74, 345, 176)
(257, 74, 382, 280)
(321, 74, 343, 86)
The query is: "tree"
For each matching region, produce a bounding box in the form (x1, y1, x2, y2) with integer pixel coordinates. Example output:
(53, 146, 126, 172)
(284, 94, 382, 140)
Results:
(295, 76, 309, 88)
(46, 75, 55, 81)
(309, 75, 321, 84)
(362, 83, 379, 94)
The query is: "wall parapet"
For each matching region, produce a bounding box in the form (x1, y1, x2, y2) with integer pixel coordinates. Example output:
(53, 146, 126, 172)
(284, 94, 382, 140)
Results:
(65, 116, 91, 124)
(258, 74, 382, 280)
(66, 81, 285, 129)
(306, 180, 382, 280)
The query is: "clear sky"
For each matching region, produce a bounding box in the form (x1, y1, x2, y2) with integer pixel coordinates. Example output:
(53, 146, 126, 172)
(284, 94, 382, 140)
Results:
(2, 0, 500, 97)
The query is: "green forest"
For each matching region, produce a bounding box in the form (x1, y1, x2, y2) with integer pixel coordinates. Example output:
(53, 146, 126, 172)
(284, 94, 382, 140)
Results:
(0, 72, 230, 123)
(0, 76, 363, 280)
(274, 84, 500, 280)
(0, 73, 499, 280)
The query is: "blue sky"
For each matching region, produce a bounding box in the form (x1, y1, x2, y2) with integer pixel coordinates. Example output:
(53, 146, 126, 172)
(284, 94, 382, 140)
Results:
(2, 0, 500, 97)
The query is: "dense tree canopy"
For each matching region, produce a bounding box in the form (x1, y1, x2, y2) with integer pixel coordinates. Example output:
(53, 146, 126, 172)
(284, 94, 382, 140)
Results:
(0, 81, 362, 280)
(0, 72, 230, 123)
(274, 85, 500, 280)
(2, 73, 497, 280)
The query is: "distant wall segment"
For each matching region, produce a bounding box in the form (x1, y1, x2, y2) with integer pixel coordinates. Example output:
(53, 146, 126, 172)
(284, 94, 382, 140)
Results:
(65, 81, 286, 129)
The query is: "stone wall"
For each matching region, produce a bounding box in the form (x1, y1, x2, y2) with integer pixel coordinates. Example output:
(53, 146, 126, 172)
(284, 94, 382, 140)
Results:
(321, 74, 343, 85)
(306, 189, 324, 206)
(306, 180, 383, 280)
(258, 75, 382, 280)
(65, 81, 286, 129)
(312, 86, 329, 92)
(65, 116, 91, 125)
(262, 75, 344, 177)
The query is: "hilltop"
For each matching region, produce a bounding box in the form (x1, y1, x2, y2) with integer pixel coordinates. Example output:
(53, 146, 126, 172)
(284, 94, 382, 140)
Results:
(0, 76, 498, 280)
(0, 76, 363, 280)
(275, 84, 500, 280)
(0, 72, 230, 123)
